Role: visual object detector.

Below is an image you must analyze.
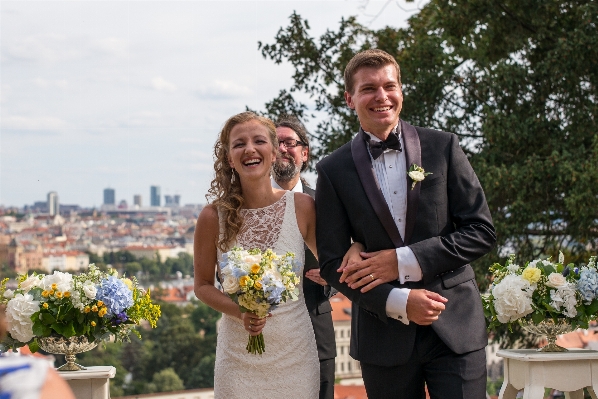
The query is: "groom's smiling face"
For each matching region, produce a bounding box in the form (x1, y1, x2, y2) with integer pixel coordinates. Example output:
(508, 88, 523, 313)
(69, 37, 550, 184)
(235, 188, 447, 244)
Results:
(345, 64, 403, 140)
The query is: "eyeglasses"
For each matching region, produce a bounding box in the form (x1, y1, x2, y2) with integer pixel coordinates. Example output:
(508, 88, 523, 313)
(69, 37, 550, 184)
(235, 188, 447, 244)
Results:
(278, 139, 306, 148)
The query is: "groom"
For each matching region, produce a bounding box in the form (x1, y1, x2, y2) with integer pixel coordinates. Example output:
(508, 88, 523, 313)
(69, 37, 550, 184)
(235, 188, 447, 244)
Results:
(315, 49, 496, 398)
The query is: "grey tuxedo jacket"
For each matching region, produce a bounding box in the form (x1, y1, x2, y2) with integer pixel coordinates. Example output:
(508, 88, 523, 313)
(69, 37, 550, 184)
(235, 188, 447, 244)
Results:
(315, 120, 496, 367)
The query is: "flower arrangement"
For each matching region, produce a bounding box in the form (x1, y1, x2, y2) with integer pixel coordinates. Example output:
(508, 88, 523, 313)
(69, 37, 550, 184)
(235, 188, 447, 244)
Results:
(483, 252, 598, 331)
(0, 264, 161, 353)
(220, 247, 300, 354)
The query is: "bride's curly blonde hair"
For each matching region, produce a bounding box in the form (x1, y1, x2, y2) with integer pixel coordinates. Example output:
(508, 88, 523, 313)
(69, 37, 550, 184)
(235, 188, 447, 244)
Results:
(206, 111, 278, 252)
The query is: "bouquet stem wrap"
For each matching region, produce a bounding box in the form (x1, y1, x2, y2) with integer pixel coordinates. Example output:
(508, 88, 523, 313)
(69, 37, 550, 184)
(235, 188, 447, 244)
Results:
(247, 333, 266, 355)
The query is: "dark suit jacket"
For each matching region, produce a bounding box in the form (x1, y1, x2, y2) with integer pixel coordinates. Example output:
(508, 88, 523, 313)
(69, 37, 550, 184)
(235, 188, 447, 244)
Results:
(302, 185, 337, 361)
(315, 120, 496, 367)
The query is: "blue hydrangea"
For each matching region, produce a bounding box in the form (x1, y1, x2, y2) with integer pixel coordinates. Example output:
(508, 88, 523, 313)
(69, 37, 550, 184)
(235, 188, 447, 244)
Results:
(96, 276, 133, 316)
(577, 269, 598, 302)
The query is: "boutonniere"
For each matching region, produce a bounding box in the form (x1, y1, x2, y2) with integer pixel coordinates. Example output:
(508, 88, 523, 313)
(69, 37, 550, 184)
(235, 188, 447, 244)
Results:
(408, 164, 432, 190)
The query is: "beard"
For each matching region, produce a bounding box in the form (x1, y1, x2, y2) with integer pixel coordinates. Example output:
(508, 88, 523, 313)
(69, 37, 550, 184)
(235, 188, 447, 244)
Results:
(272, 154, 302, 183)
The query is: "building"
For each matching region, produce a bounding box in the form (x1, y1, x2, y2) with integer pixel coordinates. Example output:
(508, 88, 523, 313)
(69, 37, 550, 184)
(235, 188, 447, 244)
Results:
(47, 192, 59, 216)
(331, 293, 362, 379)
(151, 186, 161, 207)
(133, 195, 142, 207)
(104, 188, 116, 205)
(164, 195, 173, 206)
(174, 195, 181, 205)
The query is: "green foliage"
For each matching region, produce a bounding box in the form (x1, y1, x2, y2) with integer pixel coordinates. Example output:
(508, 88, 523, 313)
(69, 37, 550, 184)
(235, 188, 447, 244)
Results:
(147, 367, 185, 393)
(189, 300, 221, 337)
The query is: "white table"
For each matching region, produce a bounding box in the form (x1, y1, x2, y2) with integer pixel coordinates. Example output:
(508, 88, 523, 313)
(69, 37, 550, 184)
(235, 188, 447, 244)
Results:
(59, 366, 116, 399)
(497, 349, 598, 399)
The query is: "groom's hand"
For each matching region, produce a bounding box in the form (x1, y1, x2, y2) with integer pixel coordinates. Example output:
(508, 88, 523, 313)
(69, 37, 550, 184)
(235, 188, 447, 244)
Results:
(406, 290, 447, 325)
(340, 249, 399, 292)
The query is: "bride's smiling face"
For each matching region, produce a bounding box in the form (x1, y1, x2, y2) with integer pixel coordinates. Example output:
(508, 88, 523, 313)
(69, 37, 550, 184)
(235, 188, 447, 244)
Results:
(228, 120, 277, 181)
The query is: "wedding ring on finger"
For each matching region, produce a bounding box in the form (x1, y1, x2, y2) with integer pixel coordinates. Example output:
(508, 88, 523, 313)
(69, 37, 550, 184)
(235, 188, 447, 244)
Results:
(369, 274, 374, 281)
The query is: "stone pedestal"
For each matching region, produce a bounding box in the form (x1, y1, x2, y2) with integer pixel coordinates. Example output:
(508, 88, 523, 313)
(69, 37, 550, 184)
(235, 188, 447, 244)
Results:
(60, 366, 116, 399)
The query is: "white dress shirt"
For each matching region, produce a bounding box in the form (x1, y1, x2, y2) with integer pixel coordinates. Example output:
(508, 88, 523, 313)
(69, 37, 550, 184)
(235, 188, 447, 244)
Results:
(271, 177, 303, 193)
(364, 126, 423, 325)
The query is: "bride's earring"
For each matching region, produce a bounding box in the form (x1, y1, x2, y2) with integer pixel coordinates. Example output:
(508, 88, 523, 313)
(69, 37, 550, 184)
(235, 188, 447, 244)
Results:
(231, 169, 236, 184)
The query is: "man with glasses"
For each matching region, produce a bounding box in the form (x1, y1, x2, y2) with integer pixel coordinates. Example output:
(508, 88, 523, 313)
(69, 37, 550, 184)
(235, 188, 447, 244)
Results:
(272, 115, 336, 399)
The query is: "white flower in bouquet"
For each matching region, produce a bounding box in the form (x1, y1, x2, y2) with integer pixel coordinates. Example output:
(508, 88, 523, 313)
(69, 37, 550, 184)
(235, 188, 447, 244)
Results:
(82, 280, 98, 299)
(546, 272, 567, 288)
(222, 274, 240, 294)
(19, 275, 42, 293)
(6, 293, 40, 343)
(492, 274, 534, 323)
(3, 289, 14, 299)
(506, 263, 520, 273)
(41, 271, 73, 293)
(550, 284, 578, 318)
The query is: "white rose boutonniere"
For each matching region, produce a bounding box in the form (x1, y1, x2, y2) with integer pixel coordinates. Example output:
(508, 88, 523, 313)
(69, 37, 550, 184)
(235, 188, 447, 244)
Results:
(408, 164, 432, 190)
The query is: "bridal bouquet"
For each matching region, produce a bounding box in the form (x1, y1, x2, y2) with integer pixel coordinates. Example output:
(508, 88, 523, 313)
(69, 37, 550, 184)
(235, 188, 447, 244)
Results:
(220, 247, 300, 354)
(0, 264, 161, 352)
(482, 252, 598, 330)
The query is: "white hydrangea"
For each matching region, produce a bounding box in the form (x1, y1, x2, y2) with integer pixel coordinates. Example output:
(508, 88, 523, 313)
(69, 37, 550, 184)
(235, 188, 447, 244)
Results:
(550, 284, 578, 318)
(506, 264, 520, 273)
(492, 274, 534, 323)
(6, 293, 40, 343)
(82, 280, 97, 300)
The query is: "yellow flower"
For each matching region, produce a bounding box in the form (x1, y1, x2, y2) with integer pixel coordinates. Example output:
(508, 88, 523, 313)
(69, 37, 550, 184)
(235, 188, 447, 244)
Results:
(250, 264, 261, 274)
(239, 276, 250, 287)
(97, 301, 104, 307)
(63, 292, 71, 298)
(522, 267, 541, 284)
(42, 303, 49, 309)
(42, 291, 49, 298)
(55, 291, 63, 298)
(91, 305, 98, 312)
(49, 290, 55, 296)
(51, 283, 57, 290)
(122, 278, 133, 290)
(84, 306, 91, 313)
(98, 307, 107, 317)
(254, 281, 262, 290)
(91, 321, 96, 327)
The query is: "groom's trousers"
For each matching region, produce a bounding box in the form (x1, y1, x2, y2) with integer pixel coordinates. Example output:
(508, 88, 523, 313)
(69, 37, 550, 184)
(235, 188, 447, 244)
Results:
(360, 325, 487, 399)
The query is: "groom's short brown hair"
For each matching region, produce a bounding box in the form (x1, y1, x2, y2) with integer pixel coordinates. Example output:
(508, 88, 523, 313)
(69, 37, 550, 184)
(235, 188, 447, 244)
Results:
(344, 49, 401, 94)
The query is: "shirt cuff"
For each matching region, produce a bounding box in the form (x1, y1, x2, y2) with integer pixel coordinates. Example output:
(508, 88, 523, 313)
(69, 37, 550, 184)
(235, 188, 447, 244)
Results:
(385, 287, 410, 325)
(396, 247, 423, 284)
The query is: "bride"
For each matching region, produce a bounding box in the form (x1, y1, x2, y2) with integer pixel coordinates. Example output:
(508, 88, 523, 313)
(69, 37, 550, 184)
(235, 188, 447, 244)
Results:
(193, 112, 360, 398)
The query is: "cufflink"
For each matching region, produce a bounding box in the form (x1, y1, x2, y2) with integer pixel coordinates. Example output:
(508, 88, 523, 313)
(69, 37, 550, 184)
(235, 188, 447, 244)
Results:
(405, 275, 410, 280)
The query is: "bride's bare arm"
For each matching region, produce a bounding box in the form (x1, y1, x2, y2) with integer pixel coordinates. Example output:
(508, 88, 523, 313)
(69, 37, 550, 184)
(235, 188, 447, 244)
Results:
(193, 205, 242, 320)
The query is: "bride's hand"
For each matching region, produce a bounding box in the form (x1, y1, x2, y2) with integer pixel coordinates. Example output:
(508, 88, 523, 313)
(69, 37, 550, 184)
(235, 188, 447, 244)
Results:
(242, 312, 268, 336)
(338, 242, 365, 282)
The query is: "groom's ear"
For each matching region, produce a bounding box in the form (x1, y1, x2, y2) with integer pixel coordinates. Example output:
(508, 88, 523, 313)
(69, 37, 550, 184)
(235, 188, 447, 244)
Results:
(345, 91, 355, 109)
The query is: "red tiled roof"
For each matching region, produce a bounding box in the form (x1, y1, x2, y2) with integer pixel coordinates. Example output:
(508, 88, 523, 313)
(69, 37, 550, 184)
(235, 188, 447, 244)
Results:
(331, 293, 352, 322)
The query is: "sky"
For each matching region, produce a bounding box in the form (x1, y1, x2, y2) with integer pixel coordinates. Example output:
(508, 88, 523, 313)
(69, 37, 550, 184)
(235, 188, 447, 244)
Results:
(0, 0, 422, 209)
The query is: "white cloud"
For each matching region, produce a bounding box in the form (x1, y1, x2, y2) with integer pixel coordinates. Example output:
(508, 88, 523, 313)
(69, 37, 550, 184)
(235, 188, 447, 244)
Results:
(151, 77, 177, 92)
(196, 80, 252, 100)
(2, 115, 67, 131)
(90, 37, 129, 59)
(33, 77, 68, 89)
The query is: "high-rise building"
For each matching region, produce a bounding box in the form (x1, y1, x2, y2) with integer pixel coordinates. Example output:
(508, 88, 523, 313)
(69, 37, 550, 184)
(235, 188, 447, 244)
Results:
(133, 195, 142, 207)
(165, 195, 173, 205)
(150, 186, 161, 207)
(47, 191, 59, 216)
(174, 195, 181, 206)
(104, 188, 115, 205)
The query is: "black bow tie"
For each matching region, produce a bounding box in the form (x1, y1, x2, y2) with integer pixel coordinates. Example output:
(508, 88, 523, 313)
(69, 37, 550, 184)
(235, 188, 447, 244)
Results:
(366, 132, 402, 160)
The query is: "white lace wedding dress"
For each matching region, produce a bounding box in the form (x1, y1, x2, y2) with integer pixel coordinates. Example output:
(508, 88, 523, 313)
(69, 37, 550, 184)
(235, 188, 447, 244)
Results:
(214, 191, 319, 398)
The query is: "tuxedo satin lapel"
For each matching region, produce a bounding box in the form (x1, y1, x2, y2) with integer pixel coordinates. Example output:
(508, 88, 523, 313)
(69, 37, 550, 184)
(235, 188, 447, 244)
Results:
(402, 120, 421, 245)
(351, 130, 404, 247)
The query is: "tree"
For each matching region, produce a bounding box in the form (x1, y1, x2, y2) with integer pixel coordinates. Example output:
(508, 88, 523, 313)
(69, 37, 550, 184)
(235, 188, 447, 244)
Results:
(147, 368, 185, 393)
(189, 300, 221, 337)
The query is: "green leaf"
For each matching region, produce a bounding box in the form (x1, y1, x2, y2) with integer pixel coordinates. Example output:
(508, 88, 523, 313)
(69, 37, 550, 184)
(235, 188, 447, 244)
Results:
(28, 340, 39, 353)
(41, 312, 56, 325)
(531, 312, 545, 324)
(587, 299, 598, 316)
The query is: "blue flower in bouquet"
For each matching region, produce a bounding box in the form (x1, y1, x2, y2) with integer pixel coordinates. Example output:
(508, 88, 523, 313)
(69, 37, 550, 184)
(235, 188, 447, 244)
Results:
(578, 269, 598, 302)
(230, 267, 248, 279)
(96, 276, 133, 316)
(112, 311, 129, 326)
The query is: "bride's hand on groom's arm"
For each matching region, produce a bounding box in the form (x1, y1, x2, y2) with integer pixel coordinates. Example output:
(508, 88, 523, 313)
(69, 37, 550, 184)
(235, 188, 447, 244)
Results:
(305, 269, 328, 286)
(340, 249, 399, 293)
